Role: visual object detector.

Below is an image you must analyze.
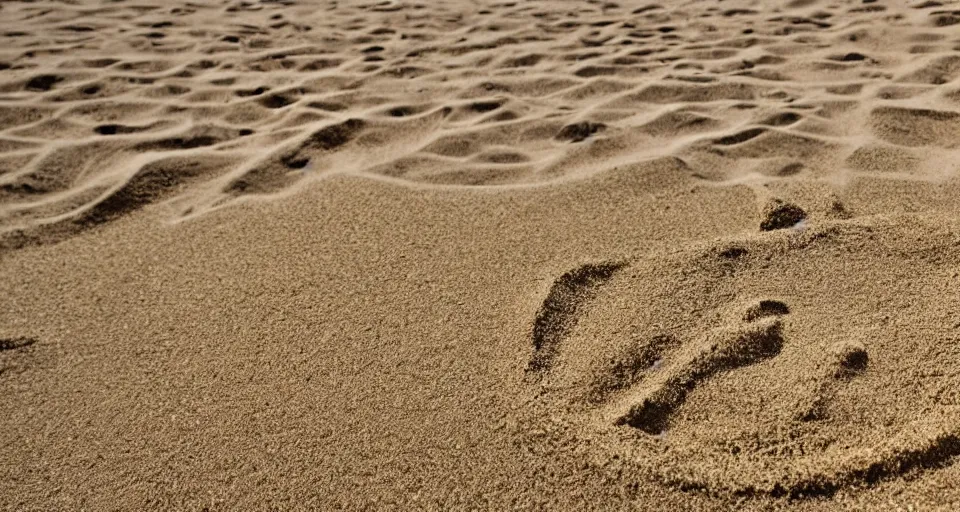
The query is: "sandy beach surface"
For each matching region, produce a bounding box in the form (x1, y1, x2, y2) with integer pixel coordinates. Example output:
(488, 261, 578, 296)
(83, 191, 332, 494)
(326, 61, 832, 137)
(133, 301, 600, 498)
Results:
(3, 0, 960, 509)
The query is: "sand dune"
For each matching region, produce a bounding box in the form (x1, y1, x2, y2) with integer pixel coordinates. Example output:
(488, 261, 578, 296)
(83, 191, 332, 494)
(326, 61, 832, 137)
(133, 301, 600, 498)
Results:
(3, 0, 960, 509)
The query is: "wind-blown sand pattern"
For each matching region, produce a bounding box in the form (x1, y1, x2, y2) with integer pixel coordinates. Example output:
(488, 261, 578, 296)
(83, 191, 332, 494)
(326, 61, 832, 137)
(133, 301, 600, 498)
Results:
(3, 0, 960, 509)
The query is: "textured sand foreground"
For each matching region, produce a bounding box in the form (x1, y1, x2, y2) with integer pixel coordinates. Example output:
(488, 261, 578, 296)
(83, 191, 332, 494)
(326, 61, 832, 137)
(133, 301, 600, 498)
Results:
(3, 0, 960, 509)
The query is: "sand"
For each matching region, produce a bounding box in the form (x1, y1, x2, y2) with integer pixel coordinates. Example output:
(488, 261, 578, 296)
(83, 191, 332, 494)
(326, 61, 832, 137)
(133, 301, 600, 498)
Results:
(2, 0, 960, 509)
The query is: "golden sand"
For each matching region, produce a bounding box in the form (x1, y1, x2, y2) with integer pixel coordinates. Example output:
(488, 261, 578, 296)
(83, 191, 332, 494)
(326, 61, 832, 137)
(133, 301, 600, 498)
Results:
(3, 0, 960, 509)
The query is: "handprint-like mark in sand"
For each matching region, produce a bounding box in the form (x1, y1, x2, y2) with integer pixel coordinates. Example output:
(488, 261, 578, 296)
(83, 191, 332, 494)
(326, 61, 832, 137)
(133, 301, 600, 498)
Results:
(615, 308, 785, 435)
(525, 218, 960, 499)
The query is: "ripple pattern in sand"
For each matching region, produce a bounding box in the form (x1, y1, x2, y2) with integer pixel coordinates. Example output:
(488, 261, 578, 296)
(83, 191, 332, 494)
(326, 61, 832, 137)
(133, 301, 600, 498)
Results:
(2, 0, 960, 252)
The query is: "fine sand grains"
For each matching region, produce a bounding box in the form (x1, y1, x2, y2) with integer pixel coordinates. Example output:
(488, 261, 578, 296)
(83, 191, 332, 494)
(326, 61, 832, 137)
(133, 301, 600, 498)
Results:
(3, 0, 960, 510)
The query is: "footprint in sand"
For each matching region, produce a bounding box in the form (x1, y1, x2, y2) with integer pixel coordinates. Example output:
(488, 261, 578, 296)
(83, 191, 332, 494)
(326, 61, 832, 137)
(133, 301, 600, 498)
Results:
(524, 217, 960, 500)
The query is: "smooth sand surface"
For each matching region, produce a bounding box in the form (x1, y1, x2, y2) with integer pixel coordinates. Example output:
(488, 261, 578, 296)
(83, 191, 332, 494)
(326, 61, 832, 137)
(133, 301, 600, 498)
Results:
(3, 0, 960, 509)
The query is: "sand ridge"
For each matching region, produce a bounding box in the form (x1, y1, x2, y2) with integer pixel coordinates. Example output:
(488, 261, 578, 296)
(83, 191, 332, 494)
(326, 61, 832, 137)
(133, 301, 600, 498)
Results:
(3, 0, 960, 509)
